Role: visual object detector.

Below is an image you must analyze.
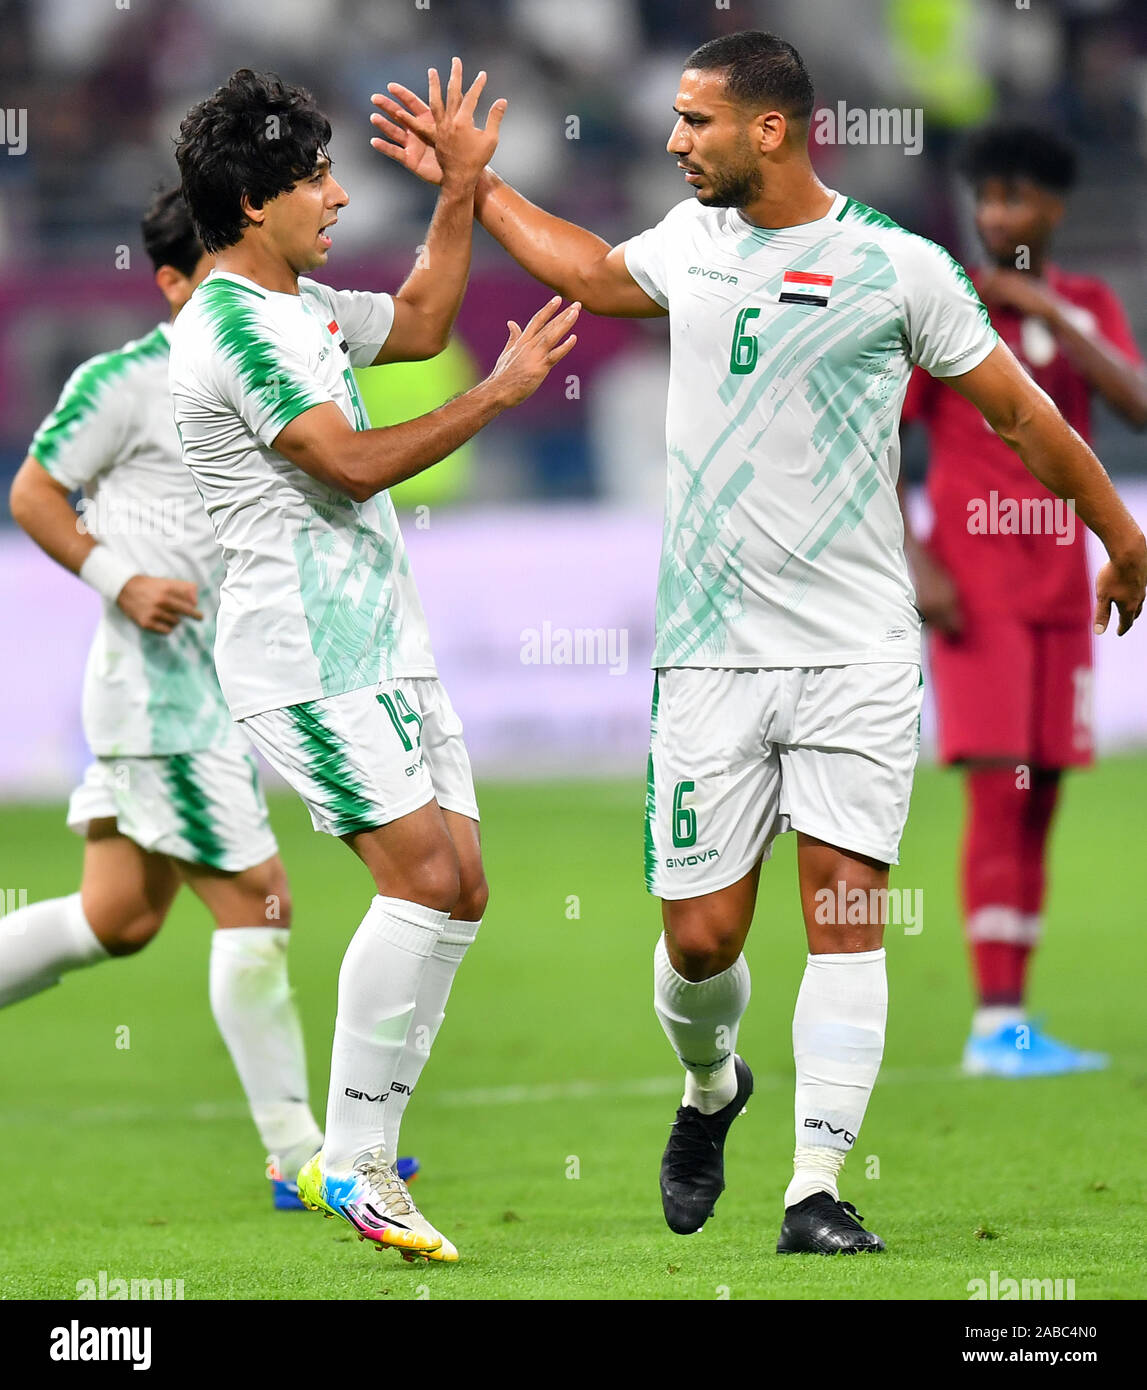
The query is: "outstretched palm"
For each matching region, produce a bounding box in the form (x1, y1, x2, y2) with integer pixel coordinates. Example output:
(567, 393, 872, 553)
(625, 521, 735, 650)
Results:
(371, 61, 504, 187)
(370, 86, 442, 184)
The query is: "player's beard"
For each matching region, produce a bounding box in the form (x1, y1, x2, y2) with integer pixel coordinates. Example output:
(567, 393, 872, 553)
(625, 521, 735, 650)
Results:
(695, 149, 764, 210)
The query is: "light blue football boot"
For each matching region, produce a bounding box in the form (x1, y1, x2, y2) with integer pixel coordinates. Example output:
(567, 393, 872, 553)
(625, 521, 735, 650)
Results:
(963, 1020, 1108, 1078)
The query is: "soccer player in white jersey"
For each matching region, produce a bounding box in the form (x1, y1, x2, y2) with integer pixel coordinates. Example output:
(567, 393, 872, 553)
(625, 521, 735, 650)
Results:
(169, 66, 578, 1262)
(3, 187, 326, 1210)
(374, 31, 1146, 1251)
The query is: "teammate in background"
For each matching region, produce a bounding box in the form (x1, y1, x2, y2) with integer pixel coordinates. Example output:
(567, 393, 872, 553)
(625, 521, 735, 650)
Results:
(899, 126, 1147, 1077)
(2, 187, 325, 1210)
(373, 34, 1147, 1251)
(170, 66, 577, 1263)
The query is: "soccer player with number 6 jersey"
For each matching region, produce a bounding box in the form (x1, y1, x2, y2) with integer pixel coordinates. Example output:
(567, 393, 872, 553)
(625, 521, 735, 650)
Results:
(375, 30, 1146, 1252)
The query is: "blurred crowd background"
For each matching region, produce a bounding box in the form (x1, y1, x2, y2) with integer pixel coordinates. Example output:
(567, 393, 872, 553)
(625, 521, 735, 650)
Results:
(2, 0, 1147, 497)
(1, 0, 1145, 793)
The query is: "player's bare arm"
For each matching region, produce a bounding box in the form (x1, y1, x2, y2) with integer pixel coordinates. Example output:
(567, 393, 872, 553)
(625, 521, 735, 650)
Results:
(472, 172, 664, 318)
(375, 59, 508, 364)
(948, 341, 1147, 634)
(370, 83, 664, 319)
(9, 456, 202, 634)
(273, 294, 579, 501)
(978, 268, 1147, 429)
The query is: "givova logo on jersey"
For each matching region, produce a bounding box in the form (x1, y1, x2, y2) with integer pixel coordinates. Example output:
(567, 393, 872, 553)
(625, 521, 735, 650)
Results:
(688, 265, 739, 285)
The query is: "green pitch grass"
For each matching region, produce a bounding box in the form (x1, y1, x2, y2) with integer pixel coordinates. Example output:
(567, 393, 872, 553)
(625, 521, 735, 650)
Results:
(2, 759, 1145, 1301)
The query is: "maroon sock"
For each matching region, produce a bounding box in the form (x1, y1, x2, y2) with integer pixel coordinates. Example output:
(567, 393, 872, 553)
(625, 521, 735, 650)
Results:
(1011, 770, 1062, 1005)
(1020, 771, 1061, 917)
(962, 767, 1028, 1007)
(971, 942, 1028, 1007)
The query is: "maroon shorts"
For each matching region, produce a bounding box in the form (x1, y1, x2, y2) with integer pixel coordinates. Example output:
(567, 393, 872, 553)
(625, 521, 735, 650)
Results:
(928, 615, 1093, 768)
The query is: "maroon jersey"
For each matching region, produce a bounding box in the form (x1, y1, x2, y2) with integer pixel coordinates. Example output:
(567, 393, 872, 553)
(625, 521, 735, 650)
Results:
(902, 266, 1141, 623)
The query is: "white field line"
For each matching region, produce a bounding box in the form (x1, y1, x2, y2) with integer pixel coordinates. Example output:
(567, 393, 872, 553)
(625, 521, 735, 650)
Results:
(3, 1064, 967, 1126)
(430, 1064, 964, 1108)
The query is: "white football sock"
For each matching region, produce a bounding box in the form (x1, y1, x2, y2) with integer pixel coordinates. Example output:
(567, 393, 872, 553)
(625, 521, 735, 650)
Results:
(0, 892, 107, 1008)
(972, 1004, 1026, 1037)
(208, 927, 322, 1178)
(322, 896, 447, 1174)
(787, 948, 886, 1208)
(653, 934, 750, 1115)
(786, 1144, 846, 1206)
(381, 917, 480, 1164)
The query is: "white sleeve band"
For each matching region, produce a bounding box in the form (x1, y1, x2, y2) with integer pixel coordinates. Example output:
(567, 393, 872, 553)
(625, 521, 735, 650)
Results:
(78, 546, 137, 603)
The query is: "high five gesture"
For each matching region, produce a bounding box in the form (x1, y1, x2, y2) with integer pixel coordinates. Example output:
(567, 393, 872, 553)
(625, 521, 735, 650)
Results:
(369, 58, 508, 364)
(391, 58, 506, 192)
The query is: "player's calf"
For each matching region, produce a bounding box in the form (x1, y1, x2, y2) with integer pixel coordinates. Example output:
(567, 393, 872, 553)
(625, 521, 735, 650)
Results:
(93, 905, 168, 956)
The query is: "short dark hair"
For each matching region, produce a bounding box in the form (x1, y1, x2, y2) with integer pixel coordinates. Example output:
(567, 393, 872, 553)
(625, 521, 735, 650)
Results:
(959, 123, 1077, 194)
(175, 68, 332, 253)
(141, 185, 203, 277)
(685, 30, 814, 124)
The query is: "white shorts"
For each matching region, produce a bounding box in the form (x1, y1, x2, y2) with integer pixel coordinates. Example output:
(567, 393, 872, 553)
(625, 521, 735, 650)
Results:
(240, 677, 479, 839)
(67, 726, 278, 873)
(644, 664, 923, 899)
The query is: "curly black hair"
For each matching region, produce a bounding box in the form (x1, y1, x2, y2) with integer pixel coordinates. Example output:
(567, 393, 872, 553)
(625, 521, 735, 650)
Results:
(141, 185, 203, 277)
(175, 68, 332, 253)
(959, 123, 1077, 195)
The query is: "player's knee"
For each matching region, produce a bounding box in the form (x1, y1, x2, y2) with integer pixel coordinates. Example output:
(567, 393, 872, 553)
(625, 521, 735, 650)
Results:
(101, 906, 166, 957)
(667, 922, 742, 981)
(241, 857, 292, 928)
(808, 919, 855, 953)
(454, 869, 489, 924)
(402, 843, 462, 916)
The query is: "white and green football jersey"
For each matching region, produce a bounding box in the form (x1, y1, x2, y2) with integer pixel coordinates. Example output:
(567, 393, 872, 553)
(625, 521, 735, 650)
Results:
(623, 190, 998, 669)
(29, 322, 233, 757)
(168, 270, 436, 720)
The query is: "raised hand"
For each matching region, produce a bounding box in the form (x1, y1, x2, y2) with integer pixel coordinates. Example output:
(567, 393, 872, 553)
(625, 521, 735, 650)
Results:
(371, 58, 504, 190)
(977, 268, 1058, 323)
(370, 91, 442, 185)
(486, 296, 581, 407)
